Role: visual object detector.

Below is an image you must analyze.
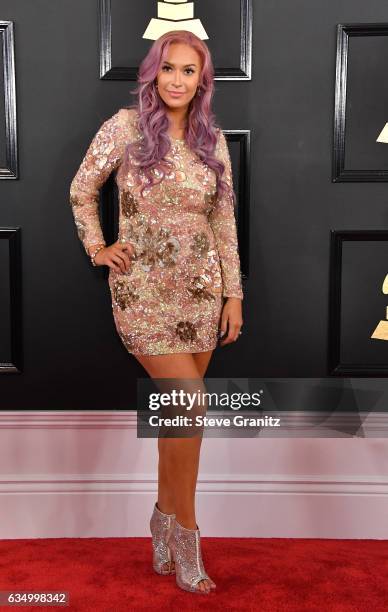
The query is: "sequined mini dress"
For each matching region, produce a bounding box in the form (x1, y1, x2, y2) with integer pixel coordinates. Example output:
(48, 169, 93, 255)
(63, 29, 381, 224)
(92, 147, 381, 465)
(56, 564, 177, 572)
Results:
(69, 108, 243, 355)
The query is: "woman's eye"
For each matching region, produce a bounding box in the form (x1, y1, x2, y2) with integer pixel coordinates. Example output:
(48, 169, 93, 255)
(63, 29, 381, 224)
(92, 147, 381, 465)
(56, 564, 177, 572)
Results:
(162, 66, 194, 75)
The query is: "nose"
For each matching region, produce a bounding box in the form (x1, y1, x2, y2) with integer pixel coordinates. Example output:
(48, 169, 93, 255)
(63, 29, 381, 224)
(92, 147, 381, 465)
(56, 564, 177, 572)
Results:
(172, 70, 183, 88)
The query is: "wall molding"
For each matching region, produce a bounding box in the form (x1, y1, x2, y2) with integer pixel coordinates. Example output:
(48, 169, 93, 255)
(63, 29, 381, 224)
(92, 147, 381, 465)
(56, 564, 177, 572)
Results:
(333, 23, 388, 182)
(98, 0, 253, 80)
(0, 227, 22, 374)
(1, 411, 388, 538)
(0, 20, 18, 179)
(1, 472, 388, 496)
(1, 410, 387, 436)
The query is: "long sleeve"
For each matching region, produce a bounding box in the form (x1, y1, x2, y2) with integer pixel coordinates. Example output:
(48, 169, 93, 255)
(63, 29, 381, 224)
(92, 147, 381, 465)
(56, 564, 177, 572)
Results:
(69, 108, 133, 254)
(208, 129, 244, 300)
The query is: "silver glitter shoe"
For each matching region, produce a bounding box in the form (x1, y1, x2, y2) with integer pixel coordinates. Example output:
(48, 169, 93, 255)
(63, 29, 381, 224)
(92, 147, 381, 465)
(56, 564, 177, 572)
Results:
(168, 519, 216, 594)
(150, 502, 176, 575)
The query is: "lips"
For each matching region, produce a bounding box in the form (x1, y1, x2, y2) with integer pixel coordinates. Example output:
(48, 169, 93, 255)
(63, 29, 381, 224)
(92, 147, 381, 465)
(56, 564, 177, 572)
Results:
(168, 91, 184, 97)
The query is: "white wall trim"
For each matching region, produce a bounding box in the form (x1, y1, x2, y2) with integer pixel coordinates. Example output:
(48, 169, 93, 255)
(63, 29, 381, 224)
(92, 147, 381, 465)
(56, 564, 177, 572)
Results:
(1, 411, 388, 538)
(1, 473, 388, 495)
(0, 410, 386, 435)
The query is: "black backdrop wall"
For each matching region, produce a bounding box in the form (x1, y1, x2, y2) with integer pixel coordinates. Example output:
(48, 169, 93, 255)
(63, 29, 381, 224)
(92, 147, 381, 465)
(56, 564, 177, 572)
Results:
(1, 0, 388, 409)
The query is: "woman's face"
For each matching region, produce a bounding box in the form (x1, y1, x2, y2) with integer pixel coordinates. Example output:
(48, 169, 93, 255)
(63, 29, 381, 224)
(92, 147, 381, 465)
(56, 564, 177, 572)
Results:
(156, 43, 202, 113)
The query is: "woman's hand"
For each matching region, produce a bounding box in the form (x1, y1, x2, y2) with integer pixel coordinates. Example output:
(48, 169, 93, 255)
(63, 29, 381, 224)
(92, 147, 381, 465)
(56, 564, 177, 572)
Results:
(89, 241, 136, 274)
(219, 297, 243, 346)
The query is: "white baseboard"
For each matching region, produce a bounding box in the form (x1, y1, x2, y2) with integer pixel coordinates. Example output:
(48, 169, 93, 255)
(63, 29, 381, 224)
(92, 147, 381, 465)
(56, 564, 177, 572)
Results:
(1, 411, 388, 539)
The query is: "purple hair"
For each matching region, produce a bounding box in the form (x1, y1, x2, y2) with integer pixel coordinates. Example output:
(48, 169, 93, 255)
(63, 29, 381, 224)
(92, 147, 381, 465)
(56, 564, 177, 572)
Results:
(117, 30, 232, 201)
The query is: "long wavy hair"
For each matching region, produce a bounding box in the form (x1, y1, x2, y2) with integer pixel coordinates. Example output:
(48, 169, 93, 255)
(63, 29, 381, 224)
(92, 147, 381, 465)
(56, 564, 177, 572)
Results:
(117, 30, 232, 201)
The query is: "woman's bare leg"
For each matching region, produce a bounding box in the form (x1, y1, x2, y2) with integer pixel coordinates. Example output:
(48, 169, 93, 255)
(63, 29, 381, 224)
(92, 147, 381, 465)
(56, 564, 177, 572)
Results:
(192, 349, 214, 379)
(134, 351, 214, 592)
(155, 351, 214, 517)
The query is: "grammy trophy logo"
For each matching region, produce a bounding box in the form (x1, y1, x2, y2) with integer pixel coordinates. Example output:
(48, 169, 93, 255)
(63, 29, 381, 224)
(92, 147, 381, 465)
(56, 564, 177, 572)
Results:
(143, 0, 209, 40)
(377, 123, 388, 144)
(370, 124, 388, 341)
(371, 275, 388, 341)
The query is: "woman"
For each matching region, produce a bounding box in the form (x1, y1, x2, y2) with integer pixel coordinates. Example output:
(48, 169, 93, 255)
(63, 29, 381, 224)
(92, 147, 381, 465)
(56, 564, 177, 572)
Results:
(69, 30, 243, 594)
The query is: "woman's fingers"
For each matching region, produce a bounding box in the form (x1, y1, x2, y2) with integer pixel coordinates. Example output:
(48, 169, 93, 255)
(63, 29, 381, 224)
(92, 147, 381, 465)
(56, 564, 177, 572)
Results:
(119, 242, 135, 257)
(220, 320, 242, 345)
(109, 255, 123, 273)
(113, 249, 131, 272)
(108, 253, 125, 273)
(92, 241, 136, 272)
(108, 242, 135, 273)
(116, 242, 136, 271)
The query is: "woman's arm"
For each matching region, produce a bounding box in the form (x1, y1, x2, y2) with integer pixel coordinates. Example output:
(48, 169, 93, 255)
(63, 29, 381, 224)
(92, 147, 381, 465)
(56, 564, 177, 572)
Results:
(208, 129, 244, 300)
(69, 108, 133, 255)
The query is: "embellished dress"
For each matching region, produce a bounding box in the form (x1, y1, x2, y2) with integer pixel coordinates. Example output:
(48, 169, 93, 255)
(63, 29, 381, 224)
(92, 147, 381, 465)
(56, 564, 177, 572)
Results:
(69, 108, 243, 355)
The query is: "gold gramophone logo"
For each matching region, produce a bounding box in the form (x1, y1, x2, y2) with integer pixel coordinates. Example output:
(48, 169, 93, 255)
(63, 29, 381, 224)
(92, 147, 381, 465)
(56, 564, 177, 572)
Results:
(377, 123, 388, 144)
(143, 0, 208, 40)
(371, 274, 388, 340)
(371, 124, 388, 340)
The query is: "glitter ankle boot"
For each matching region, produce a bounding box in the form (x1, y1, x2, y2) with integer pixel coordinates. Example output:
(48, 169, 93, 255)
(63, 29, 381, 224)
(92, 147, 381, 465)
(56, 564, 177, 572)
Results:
(150, 502, 176, 575)
(168, 519, 216, 594)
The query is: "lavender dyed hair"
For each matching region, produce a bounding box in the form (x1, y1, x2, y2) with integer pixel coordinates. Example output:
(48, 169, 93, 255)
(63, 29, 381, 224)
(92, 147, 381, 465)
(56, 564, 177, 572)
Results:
(117, 30, 233, 201)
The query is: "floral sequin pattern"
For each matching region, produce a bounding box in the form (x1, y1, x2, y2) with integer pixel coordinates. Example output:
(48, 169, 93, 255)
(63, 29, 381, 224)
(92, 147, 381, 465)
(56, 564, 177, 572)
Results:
(75, 219, 87, 241)
(121, 190, 139, 218)
(203, 251, 223, 295)
(70, 194, 84, 208)
(190, 231, 210, 259)
(187, 275, 216, 303)
(70, 108, 243, 355)
(69, 108, 137, 253)
(120, 222, 138, 246)
(175, 321, 198, 342)
(121, 333, 137, 352)
(137, 226, 181, 272)
(112, 277, 140, 310)
(204, 192, 218, 216)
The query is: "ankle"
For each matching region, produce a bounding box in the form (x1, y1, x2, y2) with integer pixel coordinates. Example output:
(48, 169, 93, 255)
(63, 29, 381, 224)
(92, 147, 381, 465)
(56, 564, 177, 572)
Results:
(156, 501, 175, 515)
(175, 516, 198, 530)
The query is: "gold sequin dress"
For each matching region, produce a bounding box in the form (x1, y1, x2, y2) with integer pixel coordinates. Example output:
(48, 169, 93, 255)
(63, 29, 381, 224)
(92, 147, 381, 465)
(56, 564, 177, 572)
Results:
(69, 108, 243, 355)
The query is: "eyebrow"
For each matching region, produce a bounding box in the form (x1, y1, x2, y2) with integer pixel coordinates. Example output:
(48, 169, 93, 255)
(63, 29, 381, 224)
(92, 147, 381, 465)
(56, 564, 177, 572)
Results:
(163, 61, 197, 68)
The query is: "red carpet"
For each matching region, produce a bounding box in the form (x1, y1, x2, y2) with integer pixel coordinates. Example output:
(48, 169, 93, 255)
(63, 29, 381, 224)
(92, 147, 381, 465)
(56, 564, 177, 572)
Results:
(0, 537, 387, 611)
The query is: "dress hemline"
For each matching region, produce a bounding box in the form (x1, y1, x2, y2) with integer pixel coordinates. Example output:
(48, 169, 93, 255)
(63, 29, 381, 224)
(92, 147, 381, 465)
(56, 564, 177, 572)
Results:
(129, 343, 218, 357)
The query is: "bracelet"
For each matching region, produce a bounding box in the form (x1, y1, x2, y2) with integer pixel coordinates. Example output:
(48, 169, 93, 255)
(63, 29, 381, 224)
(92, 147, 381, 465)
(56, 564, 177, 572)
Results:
(89, 244, 105, 267)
